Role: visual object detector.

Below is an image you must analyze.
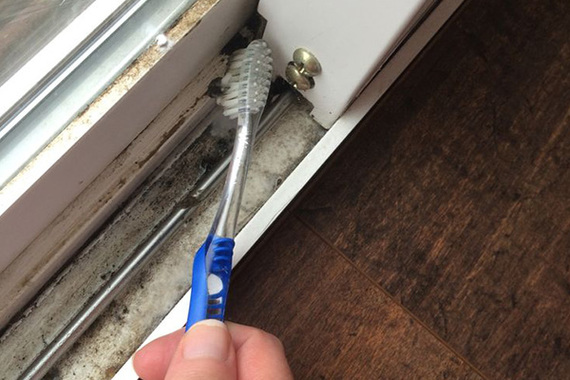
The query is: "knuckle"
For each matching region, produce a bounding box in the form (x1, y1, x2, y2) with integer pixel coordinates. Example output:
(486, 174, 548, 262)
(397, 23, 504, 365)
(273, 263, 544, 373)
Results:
(264, 331, 285, 350)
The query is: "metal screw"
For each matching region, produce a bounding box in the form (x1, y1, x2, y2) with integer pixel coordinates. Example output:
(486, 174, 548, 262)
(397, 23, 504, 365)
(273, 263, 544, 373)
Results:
(156, 34, 168, 47)
(293, 48, 322, 76)
(285, 48, 321, 91)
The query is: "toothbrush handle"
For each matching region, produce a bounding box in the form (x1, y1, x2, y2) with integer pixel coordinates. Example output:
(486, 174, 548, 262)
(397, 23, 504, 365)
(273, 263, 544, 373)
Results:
(186, 236, 235, 330)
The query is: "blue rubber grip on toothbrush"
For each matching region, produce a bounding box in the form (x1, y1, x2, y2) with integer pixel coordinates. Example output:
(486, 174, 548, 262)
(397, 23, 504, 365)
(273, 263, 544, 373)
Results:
(186, 236, 235, 330)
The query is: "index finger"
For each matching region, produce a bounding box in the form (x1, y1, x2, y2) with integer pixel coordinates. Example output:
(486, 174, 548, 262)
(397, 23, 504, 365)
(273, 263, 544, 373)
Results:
(133, 322, 293, 380)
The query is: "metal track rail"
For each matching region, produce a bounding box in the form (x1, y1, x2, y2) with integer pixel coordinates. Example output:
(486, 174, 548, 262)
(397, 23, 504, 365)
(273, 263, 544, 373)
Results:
(19, 89, 295, 380)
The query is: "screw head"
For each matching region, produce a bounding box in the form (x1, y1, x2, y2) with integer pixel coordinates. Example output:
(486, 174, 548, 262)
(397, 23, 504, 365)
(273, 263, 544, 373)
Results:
(285, 62, 315, 91)
(292, 48, 321, 77)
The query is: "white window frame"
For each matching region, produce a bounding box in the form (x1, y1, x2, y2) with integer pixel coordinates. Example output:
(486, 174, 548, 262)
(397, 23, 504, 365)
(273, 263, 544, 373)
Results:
(0, 0, 257, 322)
(0, 0, 199, 188)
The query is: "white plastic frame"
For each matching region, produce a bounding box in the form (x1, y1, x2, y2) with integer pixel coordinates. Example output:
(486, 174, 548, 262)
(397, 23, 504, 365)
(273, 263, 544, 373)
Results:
(0, 0, 256, 275)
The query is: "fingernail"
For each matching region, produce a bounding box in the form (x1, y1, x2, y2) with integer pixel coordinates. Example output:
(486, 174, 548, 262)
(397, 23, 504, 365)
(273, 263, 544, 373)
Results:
(182, 319, 230, 361)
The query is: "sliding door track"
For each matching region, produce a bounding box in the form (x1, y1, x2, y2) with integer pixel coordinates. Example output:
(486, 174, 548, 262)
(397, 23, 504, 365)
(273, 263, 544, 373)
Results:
(11, 88, 317, 380)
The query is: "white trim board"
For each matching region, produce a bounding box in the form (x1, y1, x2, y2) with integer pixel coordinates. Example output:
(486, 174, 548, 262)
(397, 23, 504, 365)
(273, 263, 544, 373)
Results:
(259, 0, 436, 128)
(113, 1, 464, 378)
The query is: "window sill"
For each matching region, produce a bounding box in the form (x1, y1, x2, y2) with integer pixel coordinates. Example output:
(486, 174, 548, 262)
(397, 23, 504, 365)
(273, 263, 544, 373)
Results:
(0, 0, 256, 328)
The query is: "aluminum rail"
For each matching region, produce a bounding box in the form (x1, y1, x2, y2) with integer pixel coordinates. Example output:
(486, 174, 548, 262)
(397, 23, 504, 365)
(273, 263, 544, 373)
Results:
(19, 89, 295, 380)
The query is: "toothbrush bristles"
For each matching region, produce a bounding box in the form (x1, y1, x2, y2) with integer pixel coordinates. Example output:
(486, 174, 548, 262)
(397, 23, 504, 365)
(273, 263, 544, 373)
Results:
(217, 40, 272, 119)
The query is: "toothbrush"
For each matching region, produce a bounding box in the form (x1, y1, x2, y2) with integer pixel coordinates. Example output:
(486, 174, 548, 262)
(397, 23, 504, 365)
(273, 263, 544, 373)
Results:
(186, 40, 273, 330)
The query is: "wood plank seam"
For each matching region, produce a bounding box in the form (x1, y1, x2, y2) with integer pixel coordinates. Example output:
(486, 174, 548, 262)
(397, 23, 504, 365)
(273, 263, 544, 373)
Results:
(294, 212, 490, 380)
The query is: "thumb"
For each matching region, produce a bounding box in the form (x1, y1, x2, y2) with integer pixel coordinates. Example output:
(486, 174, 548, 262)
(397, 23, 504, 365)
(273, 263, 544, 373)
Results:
(165, 319, 237, 380)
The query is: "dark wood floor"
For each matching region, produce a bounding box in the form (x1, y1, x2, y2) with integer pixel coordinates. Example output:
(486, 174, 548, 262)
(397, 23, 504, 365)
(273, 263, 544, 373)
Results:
(226, 0, 570, 378)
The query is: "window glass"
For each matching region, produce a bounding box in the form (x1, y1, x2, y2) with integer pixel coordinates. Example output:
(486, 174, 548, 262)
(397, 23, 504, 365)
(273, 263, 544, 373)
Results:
(0, 0, 97, 87)
(0, 0, 197, 187)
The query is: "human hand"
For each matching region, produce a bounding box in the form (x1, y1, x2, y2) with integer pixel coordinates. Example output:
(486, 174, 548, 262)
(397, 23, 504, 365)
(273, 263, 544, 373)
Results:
(133, 320, 293, 380)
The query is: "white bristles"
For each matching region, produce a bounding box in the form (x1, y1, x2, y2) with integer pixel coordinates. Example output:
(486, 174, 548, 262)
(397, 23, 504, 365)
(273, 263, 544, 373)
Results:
(216, 40, 273, 120)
